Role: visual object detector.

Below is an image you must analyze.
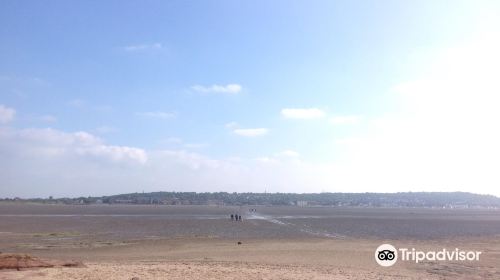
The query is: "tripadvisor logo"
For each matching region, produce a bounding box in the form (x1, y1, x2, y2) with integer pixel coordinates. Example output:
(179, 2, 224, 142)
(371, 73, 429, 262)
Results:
(375, 244, 482, 267)
(375, 244, 398, 267)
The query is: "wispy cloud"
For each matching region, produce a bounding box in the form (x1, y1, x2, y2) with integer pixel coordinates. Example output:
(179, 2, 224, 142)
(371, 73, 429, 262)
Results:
(0, 105, 16, 123)
(224, 121, 238, 129)
(233, 128, 268, 137)
(281, 108, 325, 119)
(330, 115, 362, 125)
(136, 111, 176, 119)
(191, 84, 242, 95)
(124, 43, 163, 52)
(183, 143, 209, 149)
(225, 122, 268, 137)
(1, 127, 147, 164)
(277, 150, 300, 157)
(162, 137, 208, 149)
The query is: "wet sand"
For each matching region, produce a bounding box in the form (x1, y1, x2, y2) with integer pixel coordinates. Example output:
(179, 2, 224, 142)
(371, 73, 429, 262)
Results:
(1, 203, 500, 279)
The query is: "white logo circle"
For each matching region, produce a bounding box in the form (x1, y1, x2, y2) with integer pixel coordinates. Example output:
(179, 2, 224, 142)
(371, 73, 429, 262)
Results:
(375, 244, 398, 267)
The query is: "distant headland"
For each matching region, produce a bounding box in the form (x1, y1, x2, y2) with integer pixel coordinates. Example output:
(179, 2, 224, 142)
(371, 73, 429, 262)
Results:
(2, 191, 499, 209)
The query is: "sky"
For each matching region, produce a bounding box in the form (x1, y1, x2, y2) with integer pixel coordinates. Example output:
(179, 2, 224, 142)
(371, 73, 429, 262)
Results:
(1, 1, 500, 198)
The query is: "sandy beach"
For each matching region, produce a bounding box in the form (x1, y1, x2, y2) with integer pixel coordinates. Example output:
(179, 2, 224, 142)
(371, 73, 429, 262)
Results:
(2, 237, 500, 280)
(1, 204, 500, 279)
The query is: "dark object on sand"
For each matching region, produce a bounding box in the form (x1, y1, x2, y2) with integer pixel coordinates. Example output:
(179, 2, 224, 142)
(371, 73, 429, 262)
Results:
(0, 253, 84, 271)
(230, 214, 234, 220)
(238, 215, 242, 221)
(237, 241, 242, 245)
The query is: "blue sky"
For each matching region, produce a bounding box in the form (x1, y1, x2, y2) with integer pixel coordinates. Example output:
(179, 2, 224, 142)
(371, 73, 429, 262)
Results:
(1, 1, 500, 197)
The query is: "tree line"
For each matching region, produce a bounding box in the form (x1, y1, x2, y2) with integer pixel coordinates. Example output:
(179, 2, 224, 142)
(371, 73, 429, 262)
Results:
(3, 191, 500, 208)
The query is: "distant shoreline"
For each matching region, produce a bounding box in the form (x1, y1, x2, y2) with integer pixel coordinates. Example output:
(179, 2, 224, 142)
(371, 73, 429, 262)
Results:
(1, 201, 500, 211)
(2, 191, 500, 209)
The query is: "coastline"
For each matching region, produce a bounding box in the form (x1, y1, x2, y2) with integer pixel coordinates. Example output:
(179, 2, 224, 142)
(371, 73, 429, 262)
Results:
(1, 236, 500, 279)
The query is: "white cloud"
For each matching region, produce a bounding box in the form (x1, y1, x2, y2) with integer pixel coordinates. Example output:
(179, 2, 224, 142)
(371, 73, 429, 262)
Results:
(0, 105, 15, 123)
(124, 43, 162, 52)
(277, 150, 300, 157)
(225, 122, 268, 137)
(224, 121, 238, 129)
(233, 128, 268, 137)
(254, 156, 279, 164)
(0, 127, 147, 165)
(78, 144, 147, 164)
(281, 108, 325, 119)
(330, 115, 361, 125)
(191, 84, 242, 94)
(136, 111, 176, 119)
(0, 126, 337, 197)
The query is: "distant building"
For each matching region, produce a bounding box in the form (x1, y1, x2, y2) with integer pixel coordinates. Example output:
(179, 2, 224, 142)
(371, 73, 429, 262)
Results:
(207, 200, 224, 206)
(296, 200, 308, 207)
(114, 199, 133, 204)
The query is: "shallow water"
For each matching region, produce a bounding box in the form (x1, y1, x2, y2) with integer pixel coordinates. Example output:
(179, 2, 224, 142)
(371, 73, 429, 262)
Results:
(1, 204, 500, 242)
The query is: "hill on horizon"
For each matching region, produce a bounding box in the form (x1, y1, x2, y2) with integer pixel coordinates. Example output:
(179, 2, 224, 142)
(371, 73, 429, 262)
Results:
(6, 191, 500, 208)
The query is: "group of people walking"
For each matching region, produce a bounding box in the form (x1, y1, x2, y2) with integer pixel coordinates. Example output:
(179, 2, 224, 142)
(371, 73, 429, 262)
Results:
(230, 214, 242, 221)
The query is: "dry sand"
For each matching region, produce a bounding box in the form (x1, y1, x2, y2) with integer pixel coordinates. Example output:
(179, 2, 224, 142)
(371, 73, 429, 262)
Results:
(1, 237, 500, 279)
